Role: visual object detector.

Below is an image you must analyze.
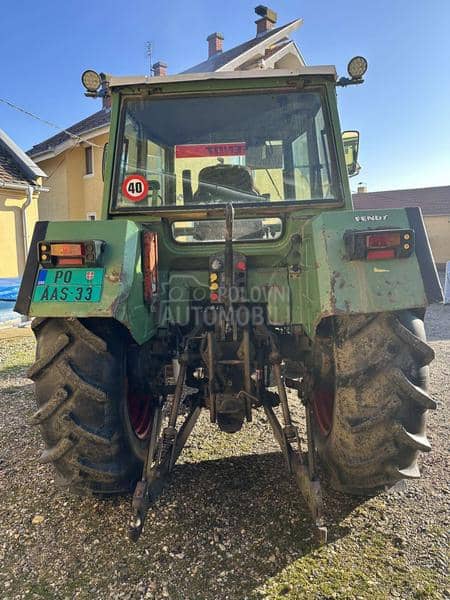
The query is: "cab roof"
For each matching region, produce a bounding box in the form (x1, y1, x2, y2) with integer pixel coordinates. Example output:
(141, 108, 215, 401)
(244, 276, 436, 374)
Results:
(107, 66, 337, 89)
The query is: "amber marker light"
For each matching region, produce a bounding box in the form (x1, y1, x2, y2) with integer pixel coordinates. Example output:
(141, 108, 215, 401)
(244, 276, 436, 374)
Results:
(50, 243, 84, 257)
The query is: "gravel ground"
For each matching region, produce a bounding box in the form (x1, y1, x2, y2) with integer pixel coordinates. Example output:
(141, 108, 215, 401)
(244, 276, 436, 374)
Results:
(0, 304, 448, 599)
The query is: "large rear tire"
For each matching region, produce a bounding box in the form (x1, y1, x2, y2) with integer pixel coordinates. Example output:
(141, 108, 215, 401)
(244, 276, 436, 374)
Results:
(28, 318, 154, 495)
(311, 311, 436, 495)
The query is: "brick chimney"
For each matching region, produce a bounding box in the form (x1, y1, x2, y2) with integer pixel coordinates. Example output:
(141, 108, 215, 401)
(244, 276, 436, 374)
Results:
(207, 32, 224, 58)
(357, 182, 368, 193)
(255, 5, 277, 37)
(152, 61, 168, 77)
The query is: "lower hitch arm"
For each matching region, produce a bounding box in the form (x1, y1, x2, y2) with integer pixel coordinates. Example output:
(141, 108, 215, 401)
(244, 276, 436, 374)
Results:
(128, 401, 162, 542)
(263, 329, 327, 544)
(128, 402, 201, 541)
(128, 350, 202, 542)
(263, 402, 328, 545)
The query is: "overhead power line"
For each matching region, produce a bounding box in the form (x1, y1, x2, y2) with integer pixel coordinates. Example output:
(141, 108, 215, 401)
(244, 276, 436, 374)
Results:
(0, 96, 102, 149)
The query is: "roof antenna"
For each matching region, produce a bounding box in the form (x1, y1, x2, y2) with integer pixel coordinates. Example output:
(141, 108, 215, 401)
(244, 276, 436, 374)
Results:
(146, 42, 153, 76)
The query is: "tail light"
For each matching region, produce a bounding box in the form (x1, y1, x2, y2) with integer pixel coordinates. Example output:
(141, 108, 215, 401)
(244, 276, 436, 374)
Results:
(344, 229, 414, 261)
(142, 231, 158, 305)
(38, 240, 104, 267)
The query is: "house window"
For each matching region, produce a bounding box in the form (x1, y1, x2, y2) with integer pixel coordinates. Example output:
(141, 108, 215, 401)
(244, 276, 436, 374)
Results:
(87, 212, 96, 221)
(85, 146, 93, 175)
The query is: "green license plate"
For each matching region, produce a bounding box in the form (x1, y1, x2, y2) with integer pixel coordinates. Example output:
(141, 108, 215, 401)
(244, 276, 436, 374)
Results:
(32, 268, 104, 303)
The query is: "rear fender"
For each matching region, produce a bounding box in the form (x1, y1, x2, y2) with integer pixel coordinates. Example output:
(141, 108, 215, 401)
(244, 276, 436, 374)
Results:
(15, 219, 156, 344)
(293, 208, 443, 338)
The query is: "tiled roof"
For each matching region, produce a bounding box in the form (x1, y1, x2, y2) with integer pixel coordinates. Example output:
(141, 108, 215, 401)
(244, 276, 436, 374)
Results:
(28, 108, 110, 158)
(0, 146, 31, 184)
(353, 186, 450, 217)
(182, 20, 300, 74)
(0, 129, 46, 185)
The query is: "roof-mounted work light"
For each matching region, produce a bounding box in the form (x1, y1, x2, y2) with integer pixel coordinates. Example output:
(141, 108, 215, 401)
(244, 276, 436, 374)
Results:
(347, 56, 368, 80)
(337, 56, 368, 87)
(81, 70, 101, 94)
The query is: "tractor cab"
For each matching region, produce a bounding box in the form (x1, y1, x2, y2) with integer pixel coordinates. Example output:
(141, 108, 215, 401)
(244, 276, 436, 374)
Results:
(104, 69, 350, 236)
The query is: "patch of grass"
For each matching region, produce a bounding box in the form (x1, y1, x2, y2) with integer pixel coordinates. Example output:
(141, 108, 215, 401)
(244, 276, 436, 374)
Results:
(0, 338, 35, 377)
(255, 531, 441, 599)
(23, 582, 55, 599)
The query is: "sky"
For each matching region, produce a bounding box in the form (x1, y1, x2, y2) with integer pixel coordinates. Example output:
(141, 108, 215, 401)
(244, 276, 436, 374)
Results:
(0, 0, 449, 193)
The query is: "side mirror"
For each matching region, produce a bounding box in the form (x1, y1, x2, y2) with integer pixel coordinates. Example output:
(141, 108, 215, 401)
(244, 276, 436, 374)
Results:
(342, 131, 360, 177)
(102, 143, 108, 181)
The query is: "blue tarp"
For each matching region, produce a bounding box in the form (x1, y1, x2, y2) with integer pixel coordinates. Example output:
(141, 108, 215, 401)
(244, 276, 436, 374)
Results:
(0, 278, 20, 323)
(0, 278, 20, 302)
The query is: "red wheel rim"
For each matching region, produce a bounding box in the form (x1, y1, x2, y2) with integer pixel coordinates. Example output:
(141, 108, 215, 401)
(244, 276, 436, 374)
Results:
(126, 389, 154, 440)
(312, 387, 334, 436)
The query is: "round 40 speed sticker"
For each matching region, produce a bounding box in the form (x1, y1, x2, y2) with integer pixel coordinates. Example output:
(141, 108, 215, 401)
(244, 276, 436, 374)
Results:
(122, 174, 148, 202)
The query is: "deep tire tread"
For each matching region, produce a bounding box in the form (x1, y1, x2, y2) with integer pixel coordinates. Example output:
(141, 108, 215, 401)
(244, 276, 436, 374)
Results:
(27, 333, 70, 380)
(56, 361, 107, 404)
(393, 424, 431, 453)
(391, 368, 436, 410)
(391, 461, 421, 480)
(39, 437, 77, 463)
(65, 319, 108, 353)
(315, 310, 435, 495)
(30, 387, 69, 425)
(76, 460, 129, 483)
(390, 316, 435, 364)
(64, 415, 120, 447)
(30, 318, 141, 495)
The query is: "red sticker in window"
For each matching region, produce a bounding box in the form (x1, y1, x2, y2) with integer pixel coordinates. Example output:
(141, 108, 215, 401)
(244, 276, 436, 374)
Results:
(122, 174, 149, 202)
(175, 143, 246, 158)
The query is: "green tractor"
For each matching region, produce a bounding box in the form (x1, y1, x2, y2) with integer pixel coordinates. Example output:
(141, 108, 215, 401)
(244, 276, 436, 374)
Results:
(16, 58, 442, 543)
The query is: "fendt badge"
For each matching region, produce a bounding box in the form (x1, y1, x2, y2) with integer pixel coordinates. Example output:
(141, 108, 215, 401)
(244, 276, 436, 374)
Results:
(354, 214, 388, 222)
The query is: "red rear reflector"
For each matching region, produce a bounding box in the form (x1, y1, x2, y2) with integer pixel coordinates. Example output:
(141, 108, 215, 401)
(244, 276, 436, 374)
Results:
(367, 249, 396, 260)
(50, 243, 83, 256)
(366, 233, 401, 249)
(344, 229, 414, 260)
(57, 257, 84, 265)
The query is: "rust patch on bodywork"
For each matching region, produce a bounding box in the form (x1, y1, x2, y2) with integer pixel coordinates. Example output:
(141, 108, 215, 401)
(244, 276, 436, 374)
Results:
(330, 270, 344, 312)
(106, 269, 121, 283)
